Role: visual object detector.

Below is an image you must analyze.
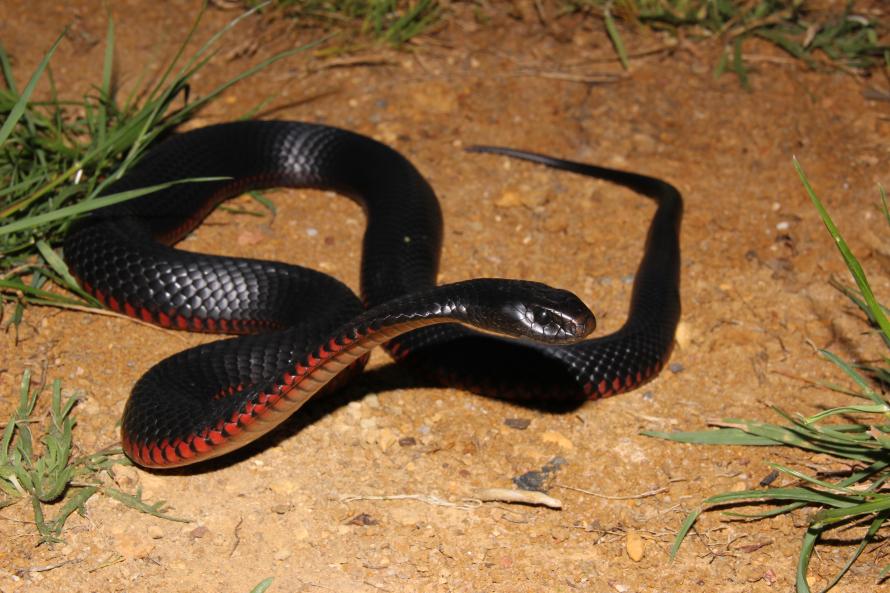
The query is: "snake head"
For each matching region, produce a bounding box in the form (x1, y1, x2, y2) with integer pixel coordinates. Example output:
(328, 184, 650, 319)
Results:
(456, 279, 596, 344)
(500, 281, 596, 344)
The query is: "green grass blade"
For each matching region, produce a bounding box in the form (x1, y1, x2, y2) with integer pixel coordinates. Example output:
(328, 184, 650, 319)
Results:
(604, 3, 629, 70)
(817, 350, 885, 405)
(704, 487, 859, 509)
(797, 528, 818, 593)
(795, 158, 890, 340)
(248, 578, 275, 593)
(0, 32, 65, 147)
(819, 512, 887, 593)
(669, 507, 701, 560)
(103, 486, 190, 522)
(95, 16, 116, 147)
(640, 428, 778, 446)
(0, 177, 227, 237)
(812, 497, 890, 528)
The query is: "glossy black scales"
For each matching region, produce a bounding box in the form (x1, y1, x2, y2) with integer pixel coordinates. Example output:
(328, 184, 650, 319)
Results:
(63, 121, 682, 467)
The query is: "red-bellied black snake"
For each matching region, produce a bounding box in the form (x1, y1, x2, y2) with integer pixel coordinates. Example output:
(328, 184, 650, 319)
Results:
(63, 121, 682, 468)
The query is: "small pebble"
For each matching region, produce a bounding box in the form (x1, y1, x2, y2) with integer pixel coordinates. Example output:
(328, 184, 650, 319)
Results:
(642, 391, 654, 401)
(348, 513, 378, 526)
(398, 436, 416, 447)
(674, 321, 692, 349)
(625, 530, 645, 562)
(376, 428, 397, 452)
(271, 504, 291, 515)
(513, 470, 546, 492)
(541, 430, 574, 450)
(306, 227, 318, 237)
(147, 525, 164, 539)
(274, 548, 291, 561)
(189, 526, 209, 539)
(495, 190, 522, 208)
(504, 418, 531, 430)
(669, 362, 684, 374)
(731, 480, 749, 492)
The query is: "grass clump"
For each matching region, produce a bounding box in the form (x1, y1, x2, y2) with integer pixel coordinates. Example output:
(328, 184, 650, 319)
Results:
(257, 0, 441, 46)
(565, 0, 888, 86)
(0, 4, 306, 328)
(1, 370, 188, 544)
(646, 166, 890, 591)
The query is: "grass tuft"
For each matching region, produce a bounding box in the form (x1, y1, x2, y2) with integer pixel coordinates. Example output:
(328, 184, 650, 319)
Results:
(646, 165, 890, 591)
(566, 0, 887, 84)
(1, 370, 188, 545)
(258, 0, 441, 47)
(0, 4, 310, 327)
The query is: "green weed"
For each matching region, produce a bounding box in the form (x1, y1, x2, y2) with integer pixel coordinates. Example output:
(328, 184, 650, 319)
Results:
(646, 164, 890, 591)
(0, 370, 188, 544)
(0, 4, 308, 327)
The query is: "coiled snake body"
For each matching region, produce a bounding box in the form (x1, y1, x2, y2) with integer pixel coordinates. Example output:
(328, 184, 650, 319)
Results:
(63, 121, 682, 468)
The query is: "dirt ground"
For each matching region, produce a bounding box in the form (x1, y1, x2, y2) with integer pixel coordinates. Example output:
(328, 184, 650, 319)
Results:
(2, 2, 889, 592)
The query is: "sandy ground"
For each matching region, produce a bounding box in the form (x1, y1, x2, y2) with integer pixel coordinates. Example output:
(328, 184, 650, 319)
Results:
(1, 2, 889, 592)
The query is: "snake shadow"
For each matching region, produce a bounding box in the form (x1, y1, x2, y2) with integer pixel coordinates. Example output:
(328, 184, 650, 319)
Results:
(167, 346, 588, 475)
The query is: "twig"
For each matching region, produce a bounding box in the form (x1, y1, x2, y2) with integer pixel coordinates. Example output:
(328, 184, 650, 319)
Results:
(15, 559, 77, 576)
(513, 70, 624, 85)
(475, 488, 562, 509)
(340, 493, 481, 511)
(230, 515, 243, 557)
(555, 483, 668, 500)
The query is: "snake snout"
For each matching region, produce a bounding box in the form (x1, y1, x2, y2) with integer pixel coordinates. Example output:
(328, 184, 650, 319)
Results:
(504, 284, 596, 344)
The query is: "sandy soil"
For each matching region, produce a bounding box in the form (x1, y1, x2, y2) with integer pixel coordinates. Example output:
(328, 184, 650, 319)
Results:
(1, 2, 889, 592)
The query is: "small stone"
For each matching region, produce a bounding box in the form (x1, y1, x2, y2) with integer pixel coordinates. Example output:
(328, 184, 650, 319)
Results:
(376, 428, 397, 452)
(398, 436, 416, 447)
(271, 504, 291, 515)
(348, 513, 378, 526)
(504, 418, 531, 430)
(147, 525, 164, 539)
(496, 190, 522, 208)
(346, 401, 363, 420)
(625, 530, 645, 562)
(513, 470, 546, 491)
(674, 321, 692, 349)
(274, 548, 291, 561)
(541, 430, 574, 450)
(189, 525, 209, 539)
(669, 362, 684, 374)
